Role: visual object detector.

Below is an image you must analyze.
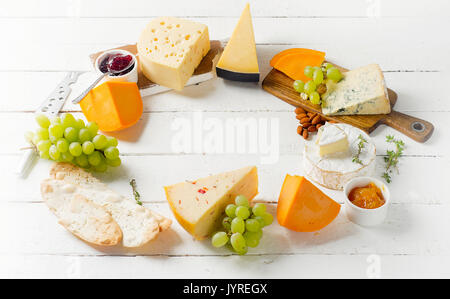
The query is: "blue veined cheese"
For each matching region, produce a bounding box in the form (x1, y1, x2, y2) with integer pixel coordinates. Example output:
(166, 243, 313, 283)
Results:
(321, 64, 391, 116)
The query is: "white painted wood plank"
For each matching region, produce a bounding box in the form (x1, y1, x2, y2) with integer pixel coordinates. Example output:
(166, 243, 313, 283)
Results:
(1, 154, 447, 205)
(1, 0, 449, 18)
(2, 253, 450, 279)
(1, 71, 447, 113)
(1, 18, 448, 71)
(0, 111, 445, 155)
(1, 202, 449, 257)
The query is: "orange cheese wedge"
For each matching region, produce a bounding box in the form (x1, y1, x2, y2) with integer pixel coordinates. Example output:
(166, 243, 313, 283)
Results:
(277, 175, 340, 232)
(80, 81, 143, 132)
(271, 48, 325, 82)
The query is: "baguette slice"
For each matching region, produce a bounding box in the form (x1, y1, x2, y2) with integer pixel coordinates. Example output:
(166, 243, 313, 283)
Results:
(49, 163, 172, 248)
(41, 179, 122, 246)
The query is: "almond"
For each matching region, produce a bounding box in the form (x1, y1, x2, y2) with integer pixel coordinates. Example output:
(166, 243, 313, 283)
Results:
(302, 122, 312, 128)
(300, 117, 310, 124)
(302, 130, 309, 139)
(296, 113, 307, 119)
(295, 107, 306, 114)
(312, 115, 321, 125)
(308, 126, 317, 132)
(307, 112, 317, 119)
(297, 126, 303, 135)
(316, 123, 323, 129)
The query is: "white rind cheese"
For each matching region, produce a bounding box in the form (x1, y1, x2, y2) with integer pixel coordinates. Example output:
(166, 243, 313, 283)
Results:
(137, 17, 210, 91)
(316, 123, 349, 157)
(322, 64, 391, 116)
(303, 123, 376, 190)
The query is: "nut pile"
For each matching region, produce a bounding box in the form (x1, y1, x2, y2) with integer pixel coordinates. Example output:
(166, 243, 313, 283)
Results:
(295, 107, 327, 139)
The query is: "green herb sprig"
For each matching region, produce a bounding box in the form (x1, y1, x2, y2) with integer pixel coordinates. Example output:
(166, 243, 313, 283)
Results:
(352, 134, 367, 165)
(130, 179, 143, 206)
(382, 135, 405, 183)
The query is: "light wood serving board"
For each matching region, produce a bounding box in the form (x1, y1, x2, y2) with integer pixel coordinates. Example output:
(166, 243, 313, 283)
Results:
(262, 66, 434, 143)
(90, 40, 223, 97)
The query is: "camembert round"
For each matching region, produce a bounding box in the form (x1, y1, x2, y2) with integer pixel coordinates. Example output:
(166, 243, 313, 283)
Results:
(303, 123, 376, 190)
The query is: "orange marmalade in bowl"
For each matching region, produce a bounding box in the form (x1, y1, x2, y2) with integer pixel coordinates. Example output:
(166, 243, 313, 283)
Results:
(348, 183, 385, 209)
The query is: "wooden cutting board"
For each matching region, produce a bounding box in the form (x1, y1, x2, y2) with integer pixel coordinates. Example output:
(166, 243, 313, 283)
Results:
(262, 66, 434, 143)
(90, 40, 222, 97)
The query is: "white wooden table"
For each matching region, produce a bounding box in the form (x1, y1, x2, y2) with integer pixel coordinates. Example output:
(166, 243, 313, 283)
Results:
(1, 0, 449, 279)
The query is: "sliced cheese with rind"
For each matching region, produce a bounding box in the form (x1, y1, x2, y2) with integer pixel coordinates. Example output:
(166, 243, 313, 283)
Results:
(164, 166, 258, 240)
(316, 123, 349, 157)
(303, 124, 376, 190)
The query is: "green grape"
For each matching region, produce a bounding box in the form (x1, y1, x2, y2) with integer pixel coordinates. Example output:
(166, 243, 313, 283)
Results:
(293, 80, 305, 93)
(88, 151, 102, 166)
(235, 206, 250, 219)
(304, 66, 314, 78)
(94, 161, 108, 172)
(104, 146, 119, 160)
(49, 124, 64, 139)
(36, 127, 49, 141)
(327, 67, 343, 82)
(86, 121, 99, 137)
(313, 69, 324, 85)
(106, 136, 118, 147)
(222, 217, 232, 232)
(262, 212, 274, 226)
(235, 195, 249, 207)
(37, 140, 52, 153)
(61, 151, 74, 162)
(69, 142, 82, 157)
(243, 231, 260, 248)
(304, 81, 317, 94)
(231, 217, 245, 234)
(56, 138, 69, 153)
(35, 114, 50, 128)
(64, 127, 78, 142)
(24, 131, 35, 144)
(93, 135, 107, 150)
(253, 216, 266, 228)
(106, 157, 121, 167)
(75, 154, 89, 168)
(40, 151, 50, 159)
(61, 114, 76, 128)
(78, 128, 91, 143)
(230, 233, 247, 254)
(323, 62, 333, 70)
(50, 117, 61, 125)
(225, 204, 237, 218)
(252, 203, 266, 217)
(74, 119, 85, 129)
(211, 232, 229, 248)
(245, 218, 260, 232)
(49, 145, 60, 161)
(310, 91, 321, 105)
(82, 141, 95, 155)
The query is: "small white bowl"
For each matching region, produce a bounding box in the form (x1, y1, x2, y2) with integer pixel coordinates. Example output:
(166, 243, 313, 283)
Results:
(94, 49, 138, 83)
(343, 177, 390, 227)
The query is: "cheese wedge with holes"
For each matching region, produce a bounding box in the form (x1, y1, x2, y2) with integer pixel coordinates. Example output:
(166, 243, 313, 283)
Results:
(164, 166, 258, 240)
(137, 17, 210, 91)
(216, 4, 259, 82)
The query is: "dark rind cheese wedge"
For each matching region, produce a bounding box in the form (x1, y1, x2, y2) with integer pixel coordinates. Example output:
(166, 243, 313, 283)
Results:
(216, 67, 260, 82)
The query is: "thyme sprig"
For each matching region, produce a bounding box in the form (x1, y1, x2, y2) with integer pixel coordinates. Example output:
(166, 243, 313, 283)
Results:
(382, 135, 405, 183)
(129, 178, 143, 206)
(352, 134, 367, 165)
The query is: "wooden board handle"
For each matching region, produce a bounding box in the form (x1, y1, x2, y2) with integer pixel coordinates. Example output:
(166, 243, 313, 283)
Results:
(381, 111, 434, 143)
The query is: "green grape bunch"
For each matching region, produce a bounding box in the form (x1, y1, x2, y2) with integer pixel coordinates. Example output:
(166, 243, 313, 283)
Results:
(211, 195, 273, 255)
(292, 62, 343, 105)
(24, 113, 122, 172)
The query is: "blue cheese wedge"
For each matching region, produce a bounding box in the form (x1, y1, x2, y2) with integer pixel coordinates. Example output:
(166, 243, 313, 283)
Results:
(316, 123, 349, 157)
(322, 64, 391, 116)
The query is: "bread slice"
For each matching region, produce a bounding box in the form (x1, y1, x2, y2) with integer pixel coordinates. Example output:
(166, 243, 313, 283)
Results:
(49, 163, 172, 247)
(41, 179, 122, 246)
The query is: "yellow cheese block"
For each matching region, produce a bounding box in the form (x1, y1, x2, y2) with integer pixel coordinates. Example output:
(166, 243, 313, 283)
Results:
(216, 3, 259, 82)
(137, 17, 210, 91)
(80, 81, 143, 132)
(164, 166, 258, 240)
